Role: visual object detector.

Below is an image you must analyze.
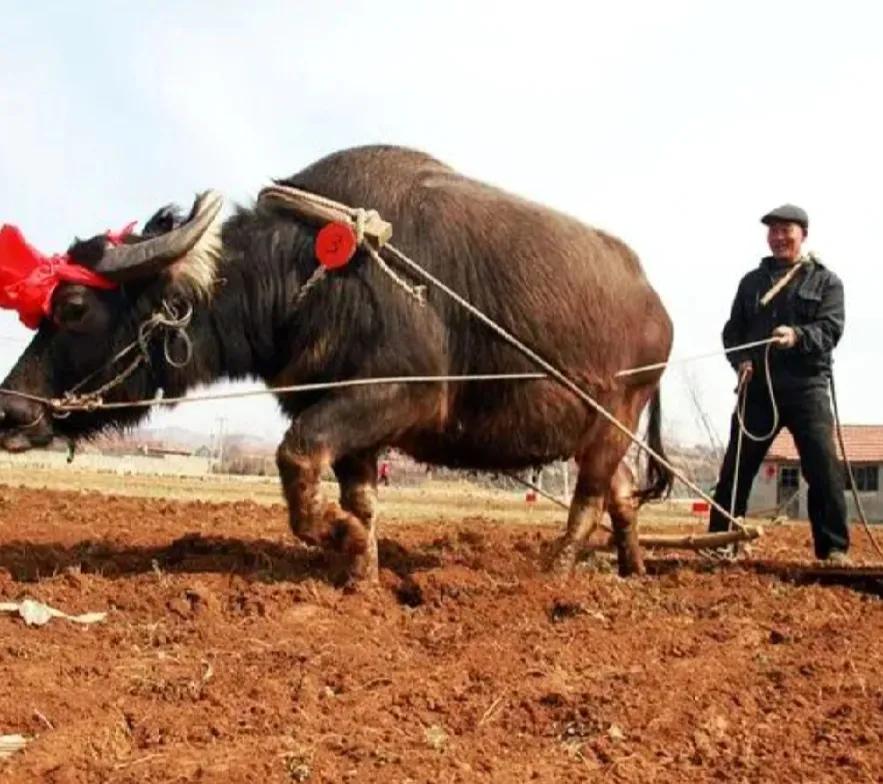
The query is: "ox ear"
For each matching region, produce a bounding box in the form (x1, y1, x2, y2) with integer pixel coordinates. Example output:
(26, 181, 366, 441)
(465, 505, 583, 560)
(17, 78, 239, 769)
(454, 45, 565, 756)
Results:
(94, 191, 224, 296)
(142, 204, 186, 238)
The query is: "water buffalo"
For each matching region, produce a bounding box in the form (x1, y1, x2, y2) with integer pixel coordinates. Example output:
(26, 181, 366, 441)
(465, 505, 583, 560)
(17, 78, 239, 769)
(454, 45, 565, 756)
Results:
(0, 145, 673, 581)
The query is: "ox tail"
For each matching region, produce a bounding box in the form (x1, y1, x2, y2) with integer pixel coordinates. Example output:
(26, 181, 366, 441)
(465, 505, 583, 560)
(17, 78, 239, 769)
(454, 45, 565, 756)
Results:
(635, 387, 674, 506)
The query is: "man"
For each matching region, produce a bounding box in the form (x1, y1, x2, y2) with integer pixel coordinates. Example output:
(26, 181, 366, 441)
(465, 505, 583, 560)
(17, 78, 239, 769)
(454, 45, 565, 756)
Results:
(709, 204, 849, 562)
(378, 458, 391, 487)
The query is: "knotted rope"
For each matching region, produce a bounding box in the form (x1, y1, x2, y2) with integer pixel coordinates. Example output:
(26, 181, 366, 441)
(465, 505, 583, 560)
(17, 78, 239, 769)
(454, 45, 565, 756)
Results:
(258, 185, 426, 306)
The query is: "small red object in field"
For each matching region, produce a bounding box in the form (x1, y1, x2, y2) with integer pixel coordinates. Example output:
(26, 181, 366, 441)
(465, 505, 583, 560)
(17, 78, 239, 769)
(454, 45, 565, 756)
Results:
(526, 491, 537, 503)
(692, 501, 710, 514)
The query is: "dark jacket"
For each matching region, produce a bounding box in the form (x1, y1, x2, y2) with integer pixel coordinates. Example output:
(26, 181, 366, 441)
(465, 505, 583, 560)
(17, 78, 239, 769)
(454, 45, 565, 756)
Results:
(722, 257, 845, 388)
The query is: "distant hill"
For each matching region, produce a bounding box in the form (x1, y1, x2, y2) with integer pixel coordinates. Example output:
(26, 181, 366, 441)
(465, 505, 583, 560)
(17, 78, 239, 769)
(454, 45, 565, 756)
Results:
(133, 426, 209, 450)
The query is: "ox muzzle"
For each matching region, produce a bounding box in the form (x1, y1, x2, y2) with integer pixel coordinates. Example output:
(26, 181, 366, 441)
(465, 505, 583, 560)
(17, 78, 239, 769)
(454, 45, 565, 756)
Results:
(0, 391, 54, 452)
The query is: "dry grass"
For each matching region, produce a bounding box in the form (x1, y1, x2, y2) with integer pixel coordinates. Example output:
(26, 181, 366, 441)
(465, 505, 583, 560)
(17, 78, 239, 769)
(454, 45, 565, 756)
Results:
(0, 464, 723, 530)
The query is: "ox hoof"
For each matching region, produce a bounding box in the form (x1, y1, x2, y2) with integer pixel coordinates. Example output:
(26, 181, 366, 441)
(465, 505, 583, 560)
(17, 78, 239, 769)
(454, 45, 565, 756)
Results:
(616, 552, 646, 577)
(318, 504, 369, 557)
(546, 541, 578, 580)
(348, 546, 380, 584)
(613, 526, 645, 577)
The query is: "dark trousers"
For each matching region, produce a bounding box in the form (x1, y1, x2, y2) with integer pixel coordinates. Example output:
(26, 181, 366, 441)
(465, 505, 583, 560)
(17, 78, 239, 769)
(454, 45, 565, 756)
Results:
(709, 381, 849, 557)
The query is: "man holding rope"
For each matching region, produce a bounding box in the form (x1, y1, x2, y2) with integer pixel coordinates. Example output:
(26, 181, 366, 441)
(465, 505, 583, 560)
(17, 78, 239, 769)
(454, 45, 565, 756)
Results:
(708, 204, 849, 562)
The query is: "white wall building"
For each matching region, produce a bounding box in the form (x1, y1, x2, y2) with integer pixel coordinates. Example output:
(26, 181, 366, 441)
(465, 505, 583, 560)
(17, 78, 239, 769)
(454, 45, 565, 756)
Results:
(748, 425, 882, 522)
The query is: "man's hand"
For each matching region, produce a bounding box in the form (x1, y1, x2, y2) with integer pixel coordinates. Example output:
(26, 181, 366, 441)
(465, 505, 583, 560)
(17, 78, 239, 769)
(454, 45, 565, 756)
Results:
(772, 325, 798, 349)
(737, 360, 753, 385)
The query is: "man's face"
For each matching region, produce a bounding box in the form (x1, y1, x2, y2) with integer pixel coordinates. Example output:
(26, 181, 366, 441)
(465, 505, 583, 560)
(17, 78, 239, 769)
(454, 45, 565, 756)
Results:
(767, 221, 805, 262)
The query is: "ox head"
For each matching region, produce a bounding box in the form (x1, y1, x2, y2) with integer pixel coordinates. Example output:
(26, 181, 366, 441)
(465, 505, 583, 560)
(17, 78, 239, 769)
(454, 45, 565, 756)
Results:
(0, 191, 224, 451)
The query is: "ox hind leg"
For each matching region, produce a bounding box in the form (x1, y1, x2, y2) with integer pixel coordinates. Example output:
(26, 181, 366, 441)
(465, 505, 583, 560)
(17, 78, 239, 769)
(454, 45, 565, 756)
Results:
(549, 461, 608, 577)
(607, 460, 644, 576)
(550, 402, 646, 578)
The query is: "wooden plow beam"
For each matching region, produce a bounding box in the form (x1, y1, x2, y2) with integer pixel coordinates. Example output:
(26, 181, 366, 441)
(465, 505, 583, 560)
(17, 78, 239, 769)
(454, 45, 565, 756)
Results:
(588, 526, 762, 553)
(510, 468, 762, 552)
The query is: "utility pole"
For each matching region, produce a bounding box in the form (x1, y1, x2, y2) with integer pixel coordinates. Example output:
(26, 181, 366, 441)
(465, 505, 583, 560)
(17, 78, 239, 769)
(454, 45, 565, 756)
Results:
(215, 417, 227, 473)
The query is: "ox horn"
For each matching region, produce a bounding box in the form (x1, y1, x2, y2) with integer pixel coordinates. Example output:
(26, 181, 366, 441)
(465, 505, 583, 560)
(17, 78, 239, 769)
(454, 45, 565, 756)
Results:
(95, 190, 224, 281)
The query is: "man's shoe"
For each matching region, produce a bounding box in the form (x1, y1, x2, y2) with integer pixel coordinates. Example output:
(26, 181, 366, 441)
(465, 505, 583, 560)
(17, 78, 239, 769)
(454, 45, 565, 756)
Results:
(821, 550, 850, 566)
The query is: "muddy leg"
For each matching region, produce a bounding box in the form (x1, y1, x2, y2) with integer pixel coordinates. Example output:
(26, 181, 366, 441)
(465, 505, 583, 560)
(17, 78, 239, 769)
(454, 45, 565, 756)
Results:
(334, 451, 380, 581)
(607, 462, 645, 577)
(276, 439, 369, 564)
(549, 478, 606, 577)
(275, 386, 439, 582)
(549, 399, 645, 577)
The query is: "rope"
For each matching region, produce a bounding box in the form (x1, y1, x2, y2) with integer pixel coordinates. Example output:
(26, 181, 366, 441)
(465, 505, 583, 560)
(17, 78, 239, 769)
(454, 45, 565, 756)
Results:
(380, 241, 748, 534)
(615, 337, 777, 378)
(2, 340, 781, 413)
(58, 353, 147, 414)
(759, 257, 808, 307)
(0, 374, 547, 413)
(734, 343, 780, 443)
(727, 348, 883, 559)
(263, 185, 365, 218)
(831, 375, 883, 558)
(294, 266, 327, 306)
(730, 378, 747, 522)
(365, 245, 426, 305)
(711, 335, 778, 557)
(0, 336, 792, 411)
(53, 301, 194, 413)
(505, 470, 569, 511)
(0, 301, 195, 415)
(260, 185, 426, 305)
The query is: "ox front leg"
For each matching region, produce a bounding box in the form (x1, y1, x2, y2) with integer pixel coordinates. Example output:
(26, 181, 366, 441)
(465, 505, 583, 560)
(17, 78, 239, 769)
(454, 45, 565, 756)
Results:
(607, 462, 645, 577)
(275, 387, 430, 584)
(276, 439, 370, 579)
(334, 452, 380, 582)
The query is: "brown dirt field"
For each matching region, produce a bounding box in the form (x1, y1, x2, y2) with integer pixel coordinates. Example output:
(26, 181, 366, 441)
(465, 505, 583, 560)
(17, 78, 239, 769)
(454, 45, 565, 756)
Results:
(1, 479, 883, 783)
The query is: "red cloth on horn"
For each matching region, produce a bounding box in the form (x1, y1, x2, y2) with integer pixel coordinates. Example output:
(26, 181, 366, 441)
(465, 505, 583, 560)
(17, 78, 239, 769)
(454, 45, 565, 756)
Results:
(0, 224, 127, 329)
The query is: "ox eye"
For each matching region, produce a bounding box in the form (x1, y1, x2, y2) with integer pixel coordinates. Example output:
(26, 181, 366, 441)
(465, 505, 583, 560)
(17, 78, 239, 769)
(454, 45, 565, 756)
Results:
(55, 300, 88, 327)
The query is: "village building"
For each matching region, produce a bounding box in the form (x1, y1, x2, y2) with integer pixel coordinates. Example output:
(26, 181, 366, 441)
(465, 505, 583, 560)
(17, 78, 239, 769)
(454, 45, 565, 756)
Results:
(748, 425, 883, 522)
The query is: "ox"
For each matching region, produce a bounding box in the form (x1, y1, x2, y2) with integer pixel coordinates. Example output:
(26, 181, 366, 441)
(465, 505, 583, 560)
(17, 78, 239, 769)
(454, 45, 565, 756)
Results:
(0, 145, 673, 582)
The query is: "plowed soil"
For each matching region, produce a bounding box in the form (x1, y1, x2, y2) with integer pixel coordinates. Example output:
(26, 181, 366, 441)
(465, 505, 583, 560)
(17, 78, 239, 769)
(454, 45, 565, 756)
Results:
(1, 480, 882, 783)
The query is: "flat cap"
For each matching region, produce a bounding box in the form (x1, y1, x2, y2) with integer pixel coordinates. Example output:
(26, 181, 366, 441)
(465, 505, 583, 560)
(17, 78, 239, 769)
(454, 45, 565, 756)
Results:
(761, 203, 809, 230)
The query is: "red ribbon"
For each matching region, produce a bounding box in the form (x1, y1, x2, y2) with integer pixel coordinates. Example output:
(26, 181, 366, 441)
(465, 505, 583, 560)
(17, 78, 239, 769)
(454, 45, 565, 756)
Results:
(0, 224, 130, 329)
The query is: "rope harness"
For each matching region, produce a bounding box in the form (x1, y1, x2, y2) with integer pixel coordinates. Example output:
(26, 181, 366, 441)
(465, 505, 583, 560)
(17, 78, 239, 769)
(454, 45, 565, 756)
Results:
(0, 300, 193, 415)
(259, 185, 427, 306)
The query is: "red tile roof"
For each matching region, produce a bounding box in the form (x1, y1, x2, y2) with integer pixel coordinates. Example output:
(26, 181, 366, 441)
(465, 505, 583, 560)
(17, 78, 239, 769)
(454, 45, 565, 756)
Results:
(766, 425, 883, 463)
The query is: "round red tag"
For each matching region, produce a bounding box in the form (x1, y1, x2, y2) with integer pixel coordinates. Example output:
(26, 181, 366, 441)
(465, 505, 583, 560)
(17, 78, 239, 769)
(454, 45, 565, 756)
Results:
(315, 222, 357, 269)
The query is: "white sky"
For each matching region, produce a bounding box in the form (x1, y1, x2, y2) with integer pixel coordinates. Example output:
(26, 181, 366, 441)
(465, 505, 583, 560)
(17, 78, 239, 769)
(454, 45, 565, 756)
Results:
(0, 0, 880, 447)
